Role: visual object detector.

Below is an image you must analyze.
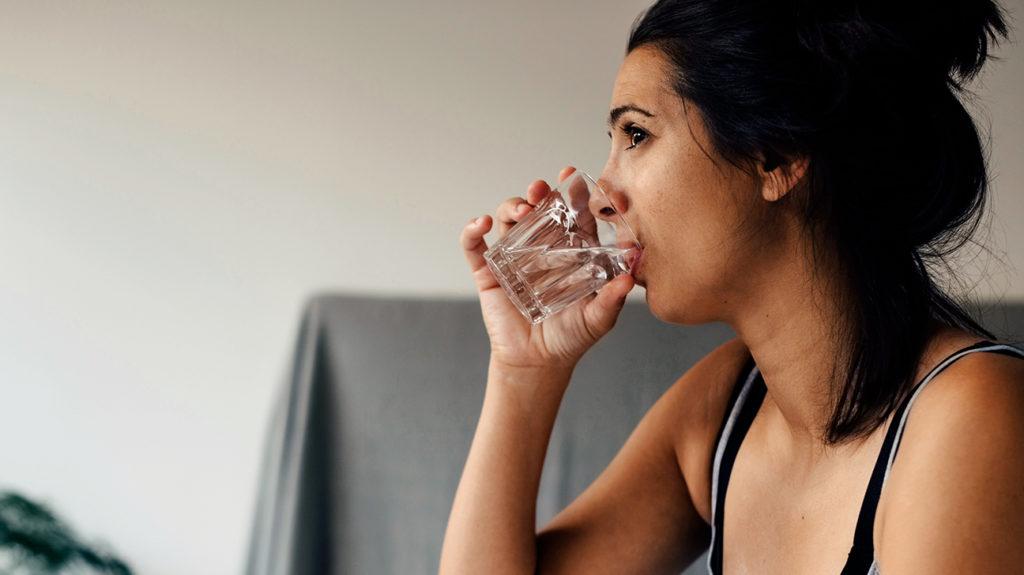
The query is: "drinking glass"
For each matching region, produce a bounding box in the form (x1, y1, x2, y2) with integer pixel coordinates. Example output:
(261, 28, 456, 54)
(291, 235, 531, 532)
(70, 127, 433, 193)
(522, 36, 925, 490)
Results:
(483, 170, 642, 324)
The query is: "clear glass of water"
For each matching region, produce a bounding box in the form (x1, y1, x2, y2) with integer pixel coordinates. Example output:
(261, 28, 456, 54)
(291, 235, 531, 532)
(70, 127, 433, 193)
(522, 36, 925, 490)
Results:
(483, 170, 642, 324)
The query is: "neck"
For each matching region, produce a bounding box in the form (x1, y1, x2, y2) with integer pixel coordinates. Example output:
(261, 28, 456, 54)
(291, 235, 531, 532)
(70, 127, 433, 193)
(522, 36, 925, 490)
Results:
(727, 226, 849, 454)
(721, 218, 957, 459)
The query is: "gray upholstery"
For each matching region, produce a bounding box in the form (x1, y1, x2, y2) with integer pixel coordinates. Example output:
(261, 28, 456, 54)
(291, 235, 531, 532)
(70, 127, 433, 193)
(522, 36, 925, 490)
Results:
(245, 295, 1024, 575)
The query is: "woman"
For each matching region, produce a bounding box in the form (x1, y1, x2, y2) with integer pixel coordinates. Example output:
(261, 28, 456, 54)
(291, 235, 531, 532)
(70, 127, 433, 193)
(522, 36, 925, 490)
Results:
(442, 0, 1023, 573)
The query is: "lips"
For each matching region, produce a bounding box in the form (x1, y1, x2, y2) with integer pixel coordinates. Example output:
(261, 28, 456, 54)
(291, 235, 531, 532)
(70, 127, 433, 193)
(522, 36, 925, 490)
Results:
(630, 248, 646, 286)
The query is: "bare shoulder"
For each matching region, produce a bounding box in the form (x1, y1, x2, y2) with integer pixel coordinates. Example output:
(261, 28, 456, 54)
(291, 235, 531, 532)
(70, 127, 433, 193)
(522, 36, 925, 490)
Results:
(876, 341, 1024, 572)
(661, 336, 752, 525)
(896, 339, 1024, 451)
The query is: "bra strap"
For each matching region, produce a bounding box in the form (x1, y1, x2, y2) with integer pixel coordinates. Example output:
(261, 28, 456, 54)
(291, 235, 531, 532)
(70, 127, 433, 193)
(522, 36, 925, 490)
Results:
(842, 339, 1024, 573)
(708, 354, 766, 574)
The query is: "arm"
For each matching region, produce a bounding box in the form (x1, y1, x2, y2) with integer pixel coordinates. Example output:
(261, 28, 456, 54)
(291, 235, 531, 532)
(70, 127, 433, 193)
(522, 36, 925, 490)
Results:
(532, 338, 747, 574)
(440, 337, 746, 575)
(533, 372, 710, 574)
(875, 352, 1024, 573)
(439, 361, 575, 575)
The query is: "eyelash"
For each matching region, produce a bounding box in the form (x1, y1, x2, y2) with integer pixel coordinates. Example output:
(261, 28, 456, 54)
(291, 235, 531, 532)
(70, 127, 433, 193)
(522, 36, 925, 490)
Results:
(607, 123, 649, 150)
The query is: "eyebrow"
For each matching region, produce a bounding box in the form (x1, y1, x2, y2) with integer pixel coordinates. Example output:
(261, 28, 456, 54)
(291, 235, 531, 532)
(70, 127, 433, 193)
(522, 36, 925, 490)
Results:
(607, 104, 654, 127)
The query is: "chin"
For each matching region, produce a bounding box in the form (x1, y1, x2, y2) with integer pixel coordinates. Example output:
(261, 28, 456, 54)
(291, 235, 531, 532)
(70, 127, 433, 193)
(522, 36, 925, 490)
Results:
(644, 282, 719, 326)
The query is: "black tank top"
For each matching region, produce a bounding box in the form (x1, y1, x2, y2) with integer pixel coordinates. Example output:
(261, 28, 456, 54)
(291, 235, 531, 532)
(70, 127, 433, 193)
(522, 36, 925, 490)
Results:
(706, 339, 1024, 574)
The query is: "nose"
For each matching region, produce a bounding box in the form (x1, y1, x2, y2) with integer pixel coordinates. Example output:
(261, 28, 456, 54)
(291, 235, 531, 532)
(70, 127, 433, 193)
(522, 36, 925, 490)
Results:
(592, 175, 639, 250)
(592, 176, 631, 224)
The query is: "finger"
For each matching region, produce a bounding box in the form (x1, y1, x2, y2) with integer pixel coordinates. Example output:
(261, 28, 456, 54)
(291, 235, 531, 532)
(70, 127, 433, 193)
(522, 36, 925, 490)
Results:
(497, 197, 533, 237)
(558, 165, 577, 183)
(526, 179, 551, 205)
(460, 215, 500, 291)
(583, 273, 635, 336)
(562, 172, 599, 240)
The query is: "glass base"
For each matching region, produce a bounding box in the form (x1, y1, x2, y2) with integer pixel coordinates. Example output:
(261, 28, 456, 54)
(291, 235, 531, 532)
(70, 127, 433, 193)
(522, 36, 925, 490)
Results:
(484, 246, 547, 325)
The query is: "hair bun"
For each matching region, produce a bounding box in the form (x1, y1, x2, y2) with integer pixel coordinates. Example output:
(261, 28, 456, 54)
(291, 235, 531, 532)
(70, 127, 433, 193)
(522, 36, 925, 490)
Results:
(920, 0, 1009, 86)
(794, 0, 1009, 88)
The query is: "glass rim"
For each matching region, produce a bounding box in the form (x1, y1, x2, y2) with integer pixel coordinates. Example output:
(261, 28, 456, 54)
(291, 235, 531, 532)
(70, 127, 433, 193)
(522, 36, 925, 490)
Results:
(574, 170, 642, 250)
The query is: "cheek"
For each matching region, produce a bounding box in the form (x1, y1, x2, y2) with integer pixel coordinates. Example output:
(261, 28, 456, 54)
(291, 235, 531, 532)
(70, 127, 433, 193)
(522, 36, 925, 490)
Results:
(643, 219, 744, 324)
(645, 170, 756, 292)
(633, 129, 759, 268)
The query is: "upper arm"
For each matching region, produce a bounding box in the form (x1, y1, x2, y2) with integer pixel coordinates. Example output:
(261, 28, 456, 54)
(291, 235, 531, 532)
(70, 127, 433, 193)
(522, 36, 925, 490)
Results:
(534, 337, 749, 574)
(876, 353, 1024, 573)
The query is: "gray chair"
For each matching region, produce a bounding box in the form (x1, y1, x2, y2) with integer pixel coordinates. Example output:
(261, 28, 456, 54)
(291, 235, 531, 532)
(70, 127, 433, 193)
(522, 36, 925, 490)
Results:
(245, 295, 1024, 575)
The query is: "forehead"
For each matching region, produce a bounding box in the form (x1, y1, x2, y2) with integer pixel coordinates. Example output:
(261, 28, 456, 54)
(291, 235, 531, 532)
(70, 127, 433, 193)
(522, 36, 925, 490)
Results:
(610, 46, 678, 113)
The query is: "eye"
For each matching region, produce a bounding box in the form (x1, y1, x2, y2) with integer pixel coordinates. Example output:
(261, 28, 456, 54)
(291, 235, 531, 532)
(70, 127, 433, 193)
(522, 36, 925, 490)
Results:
(621, 123, 648, 150)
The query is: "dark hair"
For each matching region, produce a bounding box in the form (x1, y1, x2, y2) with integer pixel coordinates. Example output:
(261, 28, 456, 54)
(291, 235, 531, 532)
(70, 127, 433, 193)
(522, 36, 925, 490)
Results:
(628, 0, 1010, 444)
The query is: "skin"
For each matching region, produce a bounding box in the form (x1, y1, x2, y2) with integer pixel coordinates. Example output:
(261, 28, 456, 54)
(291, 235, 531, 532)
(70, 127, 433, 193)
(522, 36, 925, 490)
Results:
(448, 44, 1024, 574)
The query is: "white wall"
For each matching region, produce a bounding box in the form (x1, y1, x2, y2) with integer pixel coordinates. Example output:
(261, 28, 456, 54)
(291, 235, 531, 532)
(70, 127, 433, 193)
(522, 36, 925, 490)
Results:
(0, 1, 1020, 574)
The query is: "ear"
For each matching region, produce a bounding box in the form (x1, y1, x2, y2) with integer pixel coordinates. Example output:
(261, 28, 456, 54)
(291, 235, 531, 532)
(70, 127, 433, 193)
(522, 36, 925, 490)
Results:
(759, 153, 809, 202)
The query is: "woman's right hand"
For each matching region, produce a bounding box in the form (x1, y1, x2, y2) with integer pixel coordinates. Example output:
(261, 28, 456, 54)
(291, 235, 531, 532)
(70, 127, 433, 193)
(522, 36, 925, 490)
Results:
(459, 166, 636, 373)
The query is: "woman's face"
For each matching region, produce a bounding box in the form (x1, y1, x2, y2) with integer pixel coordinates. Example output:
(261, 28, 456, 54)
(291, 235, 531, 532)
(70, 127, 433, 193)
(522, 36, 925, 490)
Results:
(598, 45, 784, 325)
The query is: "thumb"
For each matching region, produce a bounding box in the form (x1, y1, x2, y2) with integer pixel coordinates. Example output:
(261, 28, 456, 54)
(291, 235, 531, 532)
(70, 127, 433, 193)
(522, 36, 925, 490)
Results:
(582, 274, 635, 336)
